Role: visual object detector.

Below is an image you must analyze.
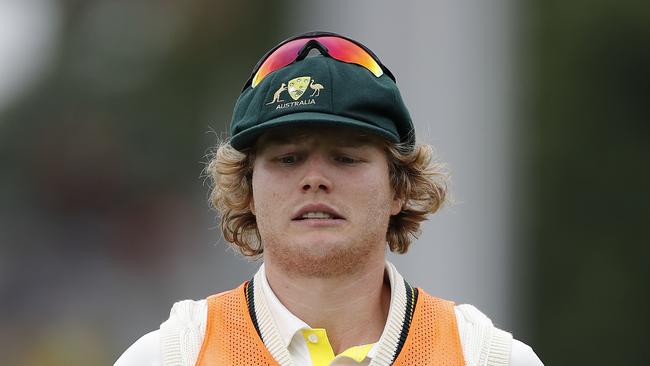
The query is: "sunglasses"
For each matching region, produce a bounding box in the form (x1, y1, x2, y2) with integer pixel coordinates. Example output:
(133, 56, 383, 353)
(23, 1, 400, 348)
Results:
(243, 31, 395, 90)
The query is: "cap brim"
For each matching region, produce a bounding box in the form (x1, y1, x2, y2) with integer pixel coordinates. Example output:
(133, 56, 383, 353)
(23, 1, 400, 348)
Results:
(230, 112, 401, 150)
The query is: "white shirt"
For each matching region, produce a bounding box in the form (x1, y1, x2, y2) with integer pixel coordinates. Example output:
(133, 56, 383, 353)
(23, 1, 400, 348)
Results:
(258, 262, 380, 364)
(115, 263, 543, 366)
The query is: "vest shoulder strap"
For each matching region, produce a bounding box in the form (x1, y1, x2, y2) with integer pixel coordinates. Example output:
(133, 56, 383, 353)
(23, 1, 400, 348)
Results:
(195, 281, 279, 366)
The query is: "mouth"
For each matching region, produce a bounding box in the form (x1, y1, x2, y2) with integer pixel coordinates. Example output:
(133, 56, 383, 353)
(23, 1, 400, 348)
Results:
(292, 204, 345, 221)
(293, 211, 343, 220)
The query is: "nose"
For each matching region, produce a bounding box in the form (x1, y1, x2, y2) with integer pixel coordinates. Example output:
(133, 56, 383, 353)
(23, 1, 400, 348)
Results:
(299, 155, 332, 193)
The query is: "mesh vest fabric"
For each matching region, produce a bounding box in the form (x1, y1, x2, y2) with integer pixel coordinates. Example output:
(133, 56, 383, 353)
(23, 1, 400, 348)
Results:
(392, 289, 465, 365)
(195, 281, 464, 366)
(195, 282, 279, 365)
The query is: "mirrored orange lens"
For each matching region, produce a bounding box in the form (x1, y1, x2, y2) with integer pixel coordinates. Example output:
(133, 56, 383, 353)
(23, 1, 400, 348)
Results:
(251, 36, 384, 88)
(252, 39, 307, 88)
(316, 36, 383, 78)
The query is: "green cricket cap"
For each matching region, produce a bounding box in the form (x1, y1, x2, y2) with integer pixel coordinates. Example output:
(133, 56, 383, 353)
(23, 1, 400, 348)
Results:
(229, 55, 414, 150)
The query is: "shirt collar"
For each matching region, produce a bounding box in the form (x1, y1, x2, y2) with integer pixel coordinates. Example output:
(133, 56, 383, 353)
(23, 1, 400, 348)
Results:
(258, 262, 310, 348)
(256, 261, 406, 361)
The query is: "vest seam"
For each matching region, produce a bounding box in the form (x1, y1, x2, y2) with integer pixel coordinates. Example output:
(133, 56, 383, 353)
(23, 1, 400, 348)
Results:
(195, 294, 219, 364)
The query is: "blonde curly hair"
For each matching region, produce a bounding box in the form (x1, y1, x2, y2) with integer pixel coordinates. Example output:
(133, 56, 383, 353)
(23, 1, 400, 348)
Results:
(206, 139, 449, 257)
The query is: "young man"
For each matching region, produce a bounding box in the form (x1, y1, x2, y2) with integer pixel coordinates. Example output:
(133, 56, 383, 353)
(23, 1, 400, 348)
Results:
(116, 32, 543, 365)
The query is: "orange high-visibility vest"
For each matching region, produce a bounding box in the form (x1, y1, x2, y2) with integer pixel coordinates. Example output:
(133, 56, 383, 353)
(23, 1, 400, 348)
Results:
(195, 281, 465, 365)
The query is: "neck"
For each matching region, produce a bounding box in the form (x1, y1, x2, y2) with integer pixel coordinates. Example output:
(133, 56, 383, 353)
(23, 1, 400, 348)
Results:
(264, 255, 391, 355)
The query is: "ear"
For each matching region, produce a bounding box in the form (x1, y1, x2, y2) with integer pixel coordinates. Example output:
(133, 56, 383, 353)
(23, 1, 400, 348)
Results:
(390, 195, 403, 216)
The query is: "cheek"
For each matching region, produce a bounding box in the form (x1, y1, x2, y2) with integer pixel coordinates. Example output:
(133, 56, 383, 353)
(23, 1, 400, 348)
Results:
(347, 170, 394, 213)
(251, 172, 268, 214)
(252, 169, 288, 217)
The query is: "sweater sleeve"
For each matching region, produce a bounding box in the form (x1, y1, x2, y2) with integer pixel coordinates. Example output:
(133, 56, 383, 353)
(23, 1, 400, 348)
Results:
(510, 339, 544, 366)
(159, 299, 208, 366)
(114, 299, 208, 366)
(454, 304, 543, 366)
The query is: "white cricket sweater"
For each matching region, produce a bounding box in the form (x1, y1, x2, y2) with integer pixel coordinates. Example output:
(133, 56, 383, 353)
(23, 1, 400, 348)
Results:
(115, 262, 543, 366)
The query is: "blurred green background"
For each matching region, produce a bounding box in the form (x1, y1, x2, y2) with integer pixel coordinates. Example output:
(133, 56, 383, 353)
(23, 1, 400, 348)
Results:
(527, 0, 650, 364)
(0, 1, 648, 364)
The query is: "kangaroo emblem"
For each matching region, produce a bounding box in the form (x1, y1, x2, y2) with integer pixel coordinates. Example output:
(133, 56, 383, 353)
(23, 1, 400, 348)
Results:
(266, 83, 287, 105)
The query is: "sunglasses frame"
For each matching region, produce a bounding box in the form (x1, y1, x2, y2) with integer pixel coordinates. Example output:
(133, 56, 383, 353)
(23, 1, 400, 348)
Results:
(242, 31, 396, 91)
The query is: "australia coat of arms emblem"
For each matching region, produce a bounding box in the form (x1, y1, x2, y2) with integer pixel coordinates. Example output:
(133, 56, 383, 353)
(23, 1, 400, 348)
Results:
(287, 76, 311, 100)
(266, 75, 325, 109)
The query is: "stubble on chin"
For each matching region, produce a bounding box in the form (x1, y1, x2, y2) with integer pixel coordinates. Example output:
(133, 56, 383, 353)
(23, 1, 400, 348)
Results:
(263, 235, 383, 279)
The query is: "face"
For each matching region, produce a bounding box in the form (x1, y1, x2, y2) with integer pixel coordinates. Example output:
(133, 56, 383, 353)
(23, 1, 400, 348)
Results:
(251, 126, 402, 278)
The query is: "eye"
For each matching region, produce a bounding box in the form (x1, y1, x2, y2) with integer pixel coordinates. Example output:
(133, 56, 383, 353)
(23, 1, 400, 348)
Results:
(335, 155, 358, 164)
(278, 155, 298, 164)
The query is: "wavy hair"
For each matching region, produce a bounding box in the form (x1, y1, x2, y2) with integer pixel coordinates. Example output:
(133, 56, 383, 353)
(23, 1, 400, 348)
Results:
(206, 139, 449, 257)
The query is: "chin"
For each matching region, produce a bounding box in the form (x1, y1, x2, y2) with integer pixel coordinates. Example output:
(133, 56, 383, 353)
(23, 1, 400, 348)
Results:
(265, 235, 378, 278)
